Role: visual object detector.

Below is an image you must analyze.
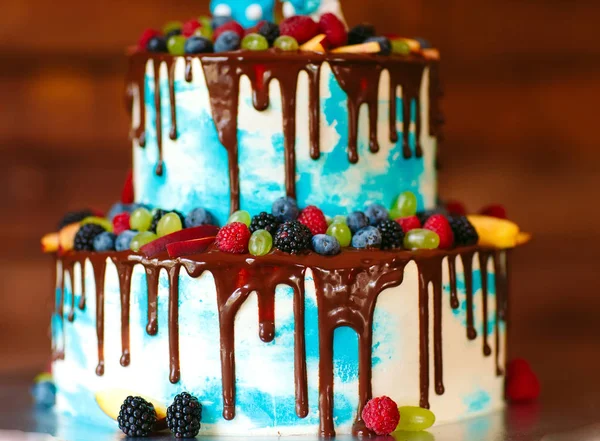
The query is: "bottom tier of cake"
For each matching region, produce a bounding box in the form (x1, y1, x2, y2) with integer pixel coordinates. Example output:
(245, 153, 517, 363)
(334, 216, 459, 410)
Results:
(51, 248, 509, 437)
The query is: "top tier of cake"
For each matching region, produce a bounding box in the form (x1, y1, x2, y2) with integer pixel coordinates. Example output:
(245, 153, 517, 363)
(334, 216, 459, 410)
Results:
(127, 52, 443, 226)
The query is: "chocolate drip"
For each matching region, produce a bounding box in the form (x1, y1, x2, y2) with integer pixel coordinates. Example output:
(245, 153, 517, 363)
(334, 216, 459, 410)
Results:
(167, 265, 181, 384)
(461, 251, 477, 340)
(126, 56, 147, 147)
(145, 266, 160, 335)
(167, 58, 178, 141)
(184, 58, 193, 83)
(114, 259, 134, 367)
(329, 62, 384, 163)
(479, 251, 493, 357)
(66, 262, 76, 322)
(429, 63, 445, 141)
(493, 250, 509, 376)
(448, 255, 459, 309)
(306, 63, 322, 160)
(152, 58, 164, 176)
(79, 261, 86, 310)
(52, 259, 65, 361)
(91, 256, 107, 376)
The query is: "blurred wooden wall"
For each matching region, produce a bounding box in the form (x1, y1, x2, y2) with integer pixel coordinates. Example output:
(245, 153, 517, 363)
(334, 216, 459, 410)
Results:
(1, 0, 599, 374)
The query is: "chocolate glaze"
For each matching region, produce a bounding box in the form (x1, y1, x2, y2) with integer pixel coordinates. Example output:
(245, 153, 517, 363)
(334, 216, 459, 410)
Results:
(53, 246, 509, 437)
(126, 52, 441, 213)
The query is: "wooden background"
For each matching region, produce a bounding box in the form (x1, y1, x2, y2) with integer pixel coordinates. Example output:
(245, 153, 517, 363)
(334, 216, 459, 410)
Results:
(1, 0, 599, 384)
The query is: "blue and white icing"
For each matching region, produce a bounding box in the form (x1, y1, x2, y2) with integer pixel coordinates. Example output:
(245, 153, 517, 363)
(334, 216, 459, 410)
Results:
(210, 0, 275, 28)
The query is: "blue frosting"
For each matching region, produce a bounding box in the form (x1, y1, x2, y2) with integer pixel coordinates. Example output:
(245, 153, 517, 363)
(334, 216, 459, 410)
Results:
(210, 0, 275, 28)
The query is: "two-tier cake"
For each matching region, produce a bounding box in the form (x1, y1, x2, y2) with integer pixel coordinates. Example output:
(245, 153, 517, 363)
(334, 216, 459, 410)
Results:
(41, 3, 530, 438)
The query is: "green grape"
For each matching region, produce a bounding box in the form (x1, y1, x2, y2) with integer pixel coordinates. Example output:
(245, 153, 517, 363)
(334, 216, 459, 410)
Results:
(332, 215, 347, 225)
(396, 406, 436, 432)
(327, 222, 352, 247)
(157, 213, 183, 237)
(403, 229, 440, 250)
(241, 33, 269, 51)
(393, 430, 435, 441)
(390, 191, 418, 219)
(163, 21, 183, 35)
(167, 35, 186, 56)
(274, 36, 299, 51)
(81, 216, 113, 232)
(392, 39, 411, 56)
(228, 210, 251, 227)
(130, 208, 153, 232)
(194, 26, 213, 40)
(130, 231, 158, 252)
(199, 16, 213, 31)
(249, 230, 273, 256)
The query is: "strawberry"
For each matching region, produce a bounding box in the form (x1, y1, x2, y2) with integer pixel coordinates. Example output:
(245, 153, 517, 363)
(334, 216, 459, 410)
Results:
(182, 18, 201, 38)
(362, 396, 400, 436)
(506, 359, 540, 403)
(396, 215, 421, 233)
(216, 222, 251, 254)
(279, 16, 319, 44)
(318, 13, 348, 48)
(121, 170, 134, 204)
(138, 29, 162, 51)
(424, 214, 454, 249)
(480, 204, 507, 219)
(298, 206, 328, 236)
(213, 21, 245, 42)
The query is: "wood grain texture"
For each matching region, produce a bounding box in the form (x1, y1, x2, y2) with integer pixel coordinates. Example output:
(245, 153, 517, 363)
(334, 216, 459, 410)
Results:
(1, 0, 598, 372)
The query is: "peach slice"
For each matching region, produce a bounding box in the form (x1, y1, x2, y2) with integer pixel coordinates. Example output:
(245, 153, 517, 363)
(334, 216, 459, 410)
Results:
(331, 41, 381, 54)
(95, 389, 167, 430)
(300, 34, 327, 53)
(421, 48, 441, 60)
(58, 223, 81, 252)
(167, 236, 217, 258)
(467, 215, 521, 249)
(139, 225, 219, 258)
(41, 233, 59, 253)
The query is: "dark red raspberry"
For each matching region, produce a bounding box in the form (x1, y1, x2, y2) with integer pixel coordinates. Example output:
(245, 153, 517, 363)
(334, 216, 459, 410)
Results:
(445, 200, 467, 216)
(216, 222, 251, 254)
(213, 21, 245, 42)
(279, 16, 319, 44)
(361, 396, 400, 436)
(506, 359, 540, 403)
(182, 18, 202, 37)
(138, 29, 162, 51)
(318, 13, 348, 48)
(424, 214, 455, 249)
(479, 204, 507, 219)
(297, 206, 328, 236)
(112, 213, 131, 236)
(395, 215, 421, 233)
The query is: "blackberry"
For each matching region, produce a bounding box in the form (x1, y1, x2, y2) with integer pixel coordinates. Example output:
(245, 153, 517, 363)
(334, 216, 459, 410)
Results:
(348, 23, 376, 45)
(258, 22, 280, 45)
(167, 392, 202, 438)
(73, 224, 106, 251)
(250, 212, 281, 234)
(117, 396, 157, 437)
(150, 209, 185, 233)
(58, 210, 93, 229)
(448, 216, 479, 246)
(274, 221, 312, 254)
(377, 220, 405, 250)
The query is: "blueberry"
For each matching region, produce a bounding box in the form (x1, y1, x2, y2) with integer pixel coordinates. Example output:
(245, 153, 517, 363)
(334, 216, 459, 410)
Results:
(212, 15, 233, 30)
(185, 207, 214, 228)
(351, 226, 382, 249)
(31, 381, 56, 409)
(115, 230, 138, 252)
(214, 30, 241, 52)
(346, 211, 369, 234)
(147, 36, 168, 53)
(93, 232, 116, 252)
(415, 37, 432, 49)
(185, 36, 214, 54)
(312, 234, 341, 256)
(365, 204, 389, 226)
(271, 197, 299, 222)
(366, 36, 392, 55)
(348, 24, 376, 45)
(258, 21, 280, 45)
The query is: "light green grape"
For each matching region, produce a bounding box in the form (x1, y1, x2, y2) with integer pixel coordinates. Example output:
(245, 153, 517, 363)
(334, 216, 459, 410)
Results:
(157, 213, 183, 237)
(241, 33, 269, 51)
(396, 406, 436, 432)
(199, 16, 212, 31)
(390, 191, 418, 219)
(194, 26, 213, 40)
(249, 230, 273, 256)
(130, 231, 158, 252)
(130, 208, 152, 232)
(392, 39, 411, 56)
(403, 229, 440, 250)
(163, 21, 183, 35)
(228, 210, 251, 226)
(274, 36, 299, 51)
(81, 216, 113, 232)
(327, 222, 352, 247)
(167, 35, 186, 56)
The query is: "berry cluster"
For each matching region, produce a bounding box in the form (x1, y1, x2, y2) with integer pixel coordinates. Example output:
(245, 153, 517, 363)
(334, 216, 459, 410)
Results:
(136, 13, 435, 57)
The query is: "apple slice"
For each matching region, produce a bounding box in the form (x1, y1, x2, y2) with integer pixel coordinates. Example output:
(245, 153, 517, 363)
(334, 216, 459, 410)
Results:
(167, 236, 216, 258)
(139, 225, 219, 258)
(41, 233, 59, 253)
(95, 389, 167, 430)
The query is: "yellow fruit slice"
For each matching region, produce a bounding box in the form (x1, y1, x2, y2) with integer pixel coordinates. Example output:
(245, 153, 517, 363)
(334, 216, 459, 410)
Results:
(332, 41, 381, 54)
(300, 34, 327, 53)
(467, 215, 521, 249)
(59, 223, 81, 252)
(41, 233, 59, 253)
(516, 232, 532, 246)
(95, 389, 167, 422)
(421, 48, 441, 60)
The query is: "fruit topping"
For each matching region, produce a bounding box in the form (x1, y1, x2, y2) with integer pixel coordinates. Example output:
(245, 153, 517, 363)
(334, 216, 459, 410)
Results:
(31, 374, 56, 409)
(467, 215, 522, 248)
(147, 36, 168, 53)
(138, 29, 162, 51)
(272, 196, 299, 222)
(250, 212, 281, 235)
(81, 216, 113, 232)
(228, 209, 251, 227)
(93, 232, 116, 252)
(41, 233, 59, 253)
(257, 21, 280, 45)
(365, 203, 389, 226)
(116, 230, 139, 252)
(403, 229, 440, 250)
(150, 209, 185, 233)
(479, 204, 508, 219)
(362, 396, 400, 436)
(163, 21, 183, 37)
(448, 216, 479, 247)
(211, 15, 233, 31)
(74, 224, 106, 252)
(396, 406, 436, 432)
(424, 214, 455, 249)
(112, 212, 131, 236)
(167, 35, 187, 55)
(348, 24, 376, 45)
(347, 211, 369, 234)
(185, 208, 214, 228)
(506, 359, 540, 403)
(130, 231, 158, 252)
(117, 396, 158, 437)
(298, 205, 328, 236)
(366, 36, 391, 55)
(167, 392, 202, 438)
(156, 212, 183, 237)
(312, 234, 341, 256)
(58, 210, 94, 229)
(279, 15, 319, 44)
(167, 236, 216, 258)
(216, 222, 251, 254)
(377, 220, 405, 250)
(396, 216, 421, 234)
(274, 221, 312, 254)
(214, 30, 242, 52)
(326, 222, 352, 247)
(274, 35, 299, 51)
(130, 207, 153, 232)
(213, 21, 245, 42)
(59, 223, 82, 252)
(139, 225, 220, 258)
(299, 34, 327, 53)
(445, 200, 467, 216)
(318, 13, 347, 48)
(241, 33, 269, 51)
(331, 41, 381, 54)
(390, 191, 418, 219)
(248, 229, 273, 256)
(185, 36, 214, 54)
(182, 18, 202, 37)
(121, 170, 134, 204)
(351, 226, 382, 249)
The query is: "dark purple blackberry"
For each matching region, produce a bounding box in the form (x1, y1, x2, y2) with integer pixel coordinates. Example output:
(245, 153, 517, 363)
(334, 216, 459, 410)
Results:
(377, 220, 405, 250)
(250, 212, 281, 234)
(274, 221, 312, 254)
(449, 216, 479, 246)
(58, 210, 94, 229)
(258, 22, 280, 45)
(117, 396, 157, 437)
(150, 209, 186, 233)
(348, 23, 376, 45)
(167, 392, 202, 438)
(73, 224, 106, 251)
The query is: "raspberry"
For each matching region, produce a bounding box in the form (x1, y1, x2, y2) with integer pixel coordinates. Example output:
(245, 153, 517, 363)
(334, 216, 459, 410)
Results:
(213, 21, 244, 42)
(138, 29, 162, 50)
(423, 214, 455, 249)
(118, 396, 157, 437)
(395, 215, 421, 233)
(318, 13, 347, 48)
(279, 16, 319, 44)
(250, 212, 281, 235)
(121, 169, 134, 204)
(479, 204, 507, 219)
(445, 200, 467, 216)
(166, 392, 202, 438)
(506, 359, 540, 403)
(361, 396, 400, 436)
(274, 221, 312, 254)
(377, 220, 404, 250)
(112, 212, 131, 236)
(216, 222, 251, 254)
(74, 224, 106, 252)
(182, 18, 201, 37)
(298, 206, 328, 236)
(448, 216, 478, 246)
